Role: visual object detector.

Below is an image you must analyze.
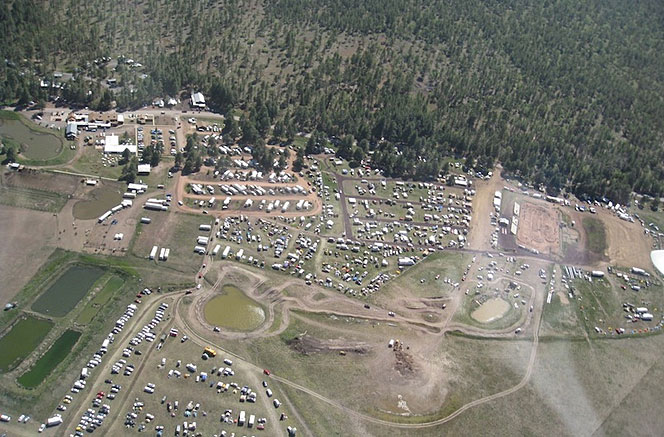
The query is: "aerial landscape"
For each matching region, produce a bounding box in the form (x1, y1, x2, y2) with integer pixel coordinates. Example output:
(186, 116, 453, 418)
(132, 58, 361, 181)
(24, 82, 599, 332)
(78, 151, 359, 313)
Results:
(1, 1, 664, 436)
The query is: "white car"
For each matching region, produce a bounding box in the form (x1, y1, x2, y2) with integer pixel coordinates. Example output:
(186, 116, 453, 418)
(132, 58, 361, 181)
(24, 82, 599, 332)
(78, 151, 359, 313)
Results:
(39, 424, 46, 433)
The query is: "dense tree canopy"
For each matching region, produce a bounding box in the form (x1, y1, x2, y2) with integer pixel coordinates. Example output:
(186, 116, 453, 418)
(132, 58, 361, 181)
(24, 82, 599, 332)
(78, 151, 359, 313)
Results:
(2, 0, 664, 203)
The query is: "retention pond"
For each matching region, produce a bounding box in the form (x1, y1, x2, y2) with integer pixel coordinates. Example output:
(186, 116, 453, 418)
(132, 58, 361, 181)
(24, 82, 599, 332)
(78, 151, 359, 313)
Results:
(471, 298, 510, 323)
(204, 284, 265, 331)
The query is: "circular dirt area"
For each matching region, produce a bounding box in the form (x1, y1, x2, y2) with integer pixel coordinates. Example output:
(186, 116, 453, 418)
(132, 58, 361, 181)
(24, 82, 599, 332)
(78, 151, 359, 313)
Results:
(204, 284, 265, 331)
(471, 298, 510, 323)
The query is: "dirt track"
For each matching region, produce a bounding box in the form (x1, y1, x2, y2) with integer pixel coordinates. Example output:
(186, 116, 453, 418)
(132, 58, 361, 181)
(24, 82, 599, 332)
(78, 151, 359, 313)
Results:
(517, 201, 560, 255)
(175, 263, 545, 430)
(468, 170, 503, 250)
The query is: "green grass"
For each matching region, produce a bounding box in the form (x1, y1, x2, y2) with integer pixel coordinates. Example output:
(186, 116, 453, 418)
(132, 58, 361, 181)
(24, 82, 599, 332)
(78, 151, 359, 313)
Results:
(0, 315, 53, 373)
(68, 146, 123, 179)
(0, 184, 68, 212)
(31, 265, 106, 317)
(582, 216, 607, 254)
(17, 329, 81, 388)
(0, 110, 76, 165)
(76, 275, 124, 325)
(132, 211, 211, 274)
(376, 251, 469, 302)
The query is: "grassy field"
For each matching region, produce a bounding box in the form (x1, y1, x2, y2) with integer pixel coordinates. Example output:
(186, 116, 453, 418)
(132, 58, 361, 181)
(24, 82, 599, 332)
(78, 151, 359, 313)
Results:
(0, 316, 53, 373)
(582, 216, 607, 254)
(76, 275, 124, 325)
(68, 146, 123, 179)
(31, 264, 106, 317)
(17, 329, 81, 388)
(373, 251, 469, 304)
(131, 211, 211, 276)
(220, 309, 530, 427)
(569, 269, 664, 337)
(540, 290, 585, 337)
(0, 184, 68, 212)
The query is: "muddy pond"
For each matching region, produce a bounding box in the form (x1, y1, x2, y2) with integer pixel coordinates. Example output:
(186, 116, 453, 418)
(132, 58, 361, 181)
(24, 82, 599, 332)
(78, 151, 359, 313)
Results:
(204, 284, 265, 331)
(471, 298, 510, 323)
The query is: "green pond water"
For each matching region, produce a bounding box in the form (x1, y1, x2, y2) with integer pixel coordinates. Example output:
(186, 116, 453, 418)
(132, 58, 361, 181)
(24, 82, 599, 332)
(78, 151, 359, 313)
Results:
(471, 298, 510, 323)
(73, 186, 123, 219)
(0, 117, 63, 160)
(31, 265, 105, 317)
(0, 316, 53, 373)
(204, 285, 265, 331)
(18, 329, 81, 388)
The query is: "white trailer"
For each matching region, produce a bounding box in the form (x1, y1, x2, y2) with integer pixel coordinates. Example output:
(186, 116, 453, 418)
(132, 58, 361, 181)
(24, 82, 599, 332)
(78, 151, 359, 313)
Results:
(244, 199, 253, 208)
(197, 236, 209, 245)
(194, 246, 206, 254)
(238, 411, 246, 426)
(149, 246, 159, 260)
(199, 224, 212, 231)
(98, 211, 112, 223)
(159, 247, 166, 260)
(140, 217, 151, 224)
(212, 244, 221, 256)
(46, 416, 63, 427)
(144, 202, 168, 211)
(281, 201, 290, 213)
(398, 257, 415, 267)
(222, 246, 231, 259)
(235, 249, 244, 260)
(163, 248, 170, 260)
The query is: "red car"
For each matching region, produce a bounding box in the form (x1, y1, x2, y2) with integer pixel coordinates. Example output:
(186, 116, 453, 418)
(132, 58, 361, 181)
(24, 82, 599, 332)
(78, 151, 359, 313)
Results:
(96, 391, 105, 399)
(263, 369, 270, 376)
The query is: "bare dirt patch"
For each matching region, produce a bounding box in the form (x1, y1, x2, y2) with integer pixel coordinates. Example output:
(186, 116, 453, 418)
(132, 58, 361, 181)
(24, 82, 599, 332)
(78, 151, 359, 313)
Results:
(517, 202, 560, 255)
(468, 170, 503, 250)
(287, 333, 370, 356)
(2, 168, 79, 194)
(0, 206, 58, 302)
(600, 210, 652, 268)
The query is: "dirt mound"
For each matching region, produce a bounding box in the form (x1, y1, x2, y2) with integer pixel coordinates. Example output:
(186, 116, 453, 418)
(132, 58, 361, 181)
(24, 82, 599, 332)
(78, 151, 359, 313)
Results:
(288, 334, 369, 356)
(392, 341, 417, 376)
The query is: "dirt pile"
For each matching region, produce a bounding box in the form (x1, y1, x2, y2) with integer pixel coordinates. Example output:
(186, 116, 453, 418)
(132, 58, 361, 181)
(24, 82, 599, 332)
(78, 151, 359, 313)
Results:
(392, 341, 416, 376)
(288, 334, 369, 356)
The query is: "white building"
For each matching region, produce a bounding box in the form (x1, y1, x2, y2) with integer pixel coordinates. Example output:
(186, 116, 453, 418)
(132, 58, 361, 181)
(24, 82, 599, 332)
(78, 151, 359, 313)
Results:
(104, 134, 137, 154)
(191, 92, 206, 108)
(137, 164, 151, 174)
